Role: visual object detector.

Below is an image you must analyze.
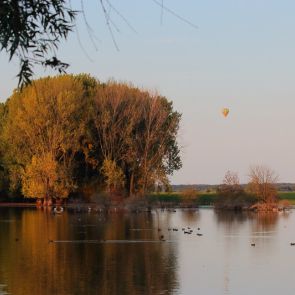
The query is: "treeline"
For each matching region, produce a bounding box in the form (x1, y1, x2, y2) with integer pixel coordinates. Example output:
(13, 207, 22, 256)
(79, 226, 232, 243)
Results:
(150, 167, 283, 211)
(0, 74, 181, 203)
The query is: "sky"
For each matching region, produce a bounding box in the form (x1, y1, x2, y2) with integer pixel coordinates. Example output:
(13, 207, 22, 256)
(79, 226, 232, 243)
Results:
(1, 0, 295, 184)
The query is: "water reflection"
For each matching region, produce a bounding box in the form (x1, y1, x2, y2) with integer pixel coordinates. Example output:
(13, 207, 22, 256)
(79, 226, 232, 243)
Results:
(1, 208, 295, 295)
(214, 210, 254, 231)
(0, 284, 9, 295)
(214, 209, 284, 236)
(0, 208, 178, 295)
(180, 209, 200, 224)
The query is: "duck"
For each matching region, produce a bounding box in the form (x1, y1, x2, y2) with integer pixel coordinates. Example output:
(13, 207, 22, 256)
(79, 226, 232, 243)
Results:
(53, 206, 64, 214)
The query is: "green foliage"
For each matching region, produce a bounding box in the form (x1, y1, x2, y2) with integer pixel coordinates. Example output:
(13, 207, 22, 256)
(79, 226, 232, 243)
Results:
(147, 192, 219, 206)
(148, 193, 182, 203)
(0, 0, 76, 86)
(278, 192, 295, 201)
(196, 193, 218, 206)
(278, 192, 295, 199)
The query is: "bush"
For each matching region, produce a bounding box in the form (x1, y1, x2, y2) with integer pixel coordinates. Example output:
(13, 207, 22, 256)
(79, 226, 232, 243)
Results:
(181, 188, 198, 206)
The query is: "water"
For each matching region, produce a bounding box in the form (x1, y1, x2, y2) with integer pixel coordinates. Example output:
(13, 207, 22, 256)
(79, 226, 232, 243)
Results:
(0, 207, 295, 295)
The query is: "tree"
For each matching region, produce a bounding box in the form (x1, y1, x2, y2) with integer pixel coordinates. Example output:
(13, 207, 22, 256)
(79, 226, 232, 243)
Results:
(2, 74, 93, 202)
(0, 74, 182, 201)
(0, 0, 76, 86)
(101, 159, 125, 193)
(22, 153, 69, 202)
(216, 170, 256, 210)
(133, 95, 182, 195)
(219, 170, 242, 195)
(247, 165, 278, 204)
(88, 81, 182, 196)
(0, 103, 9, 195)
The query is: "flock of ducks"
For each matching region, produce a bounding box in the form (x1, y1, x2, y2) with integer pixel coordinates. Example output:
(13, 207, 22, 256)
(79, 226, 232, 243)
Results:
(44, 207, 295, 247)
(159, 226, 295, 247)
(157, 226, 204, 241)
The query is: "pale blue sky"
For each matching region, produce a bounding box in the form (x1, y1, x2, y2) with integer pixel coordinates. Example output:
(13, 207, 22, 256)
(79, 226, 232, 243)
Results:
(1, 0, 295, 184)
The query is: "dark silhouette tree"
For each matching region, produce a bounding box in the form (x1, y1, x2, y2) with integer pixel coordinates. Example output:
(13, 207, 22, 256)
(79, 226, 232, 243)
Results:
(0, 0, 76, 86)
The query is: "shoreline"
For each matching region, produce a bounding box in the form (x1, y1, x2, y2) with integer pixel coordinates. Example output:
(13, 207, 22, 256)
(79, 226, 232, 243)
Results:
(0, 202, 294, 211)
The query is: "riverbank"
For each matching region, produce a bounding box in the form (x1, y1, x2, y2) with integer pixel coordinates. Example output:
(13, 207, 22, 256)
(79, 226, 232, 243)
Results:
(0, 191, 294, 209)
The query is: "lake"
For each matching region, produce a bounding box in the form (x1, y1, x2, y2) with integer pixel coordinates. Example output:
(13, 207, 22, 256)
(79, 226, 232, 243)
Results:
(0, 207, 295, 295)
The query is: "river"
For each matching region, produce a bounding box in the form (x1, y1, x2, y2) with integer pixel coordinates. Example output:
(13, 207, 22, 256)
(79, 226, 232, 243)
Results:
(0, 207, 295, 294)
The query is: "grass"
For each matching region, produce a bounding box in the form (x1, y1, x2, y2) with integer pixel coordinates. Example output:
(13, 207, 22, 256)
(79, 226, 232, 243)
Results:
(147, 192, 181, 203)
(278, 192, 295, 205)
(148, 191, 295, 206)
(148, 192, 218, 206)
(197, 193, 218, 205)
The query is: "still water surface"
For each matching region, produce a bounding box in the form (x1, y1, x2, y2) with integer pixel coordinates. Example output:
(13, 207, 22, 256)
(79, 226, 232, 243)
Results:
(1, 207, 295, 295)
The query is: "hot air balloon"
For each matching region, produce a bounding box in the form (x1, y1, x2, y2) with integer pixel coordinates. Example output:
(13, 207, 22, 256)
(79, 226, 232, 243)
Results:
(222, 108, 229, 117)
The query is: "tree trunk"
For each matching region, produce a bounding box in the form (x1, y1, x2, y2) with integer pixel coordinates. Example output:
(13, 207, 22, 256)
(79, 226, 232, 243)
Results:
(36, 199, 42, 207)
(47, 198, 53, 207)
(129, 172, 134, 197)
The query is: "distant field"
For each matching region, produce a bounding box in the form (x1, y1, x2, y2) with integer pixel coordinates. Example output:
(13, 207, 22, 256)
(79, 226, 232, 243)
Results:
(278, 192, 295, 204)
(149, 191, 295, 206)
(148, 192, 218, 206)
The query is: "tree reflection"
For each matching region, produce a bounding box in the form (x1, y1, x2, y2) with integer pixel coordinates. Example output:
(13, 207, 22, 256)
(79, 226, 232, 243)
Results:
(0, 208, 179, 295)
(253, 212, 279, 232)
(214, 209, 286, 234)
(180, 209, 200, 224)
(214, 210, 254, 233)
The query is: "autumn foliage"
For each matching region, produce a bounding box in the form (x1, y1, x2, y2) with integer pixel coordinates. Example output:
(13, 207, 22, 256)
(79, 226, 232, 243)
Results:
(0, 75, 182, 202)
(247, 165, 278, 210)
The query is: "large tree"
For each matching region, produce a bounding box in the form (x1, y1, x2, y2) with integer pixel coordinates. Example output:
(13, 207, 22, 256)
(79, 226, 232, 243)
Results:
(248, 165, 278, 204)
(89, 81, 182, 196)
(1, 75, 182, 201)
(2, 74, 93, 202)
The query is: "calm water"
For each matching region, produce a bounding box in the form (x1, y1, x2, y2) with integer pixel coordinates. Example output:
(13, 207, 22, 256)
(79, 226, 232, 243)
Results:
(1, 207, 295, 295)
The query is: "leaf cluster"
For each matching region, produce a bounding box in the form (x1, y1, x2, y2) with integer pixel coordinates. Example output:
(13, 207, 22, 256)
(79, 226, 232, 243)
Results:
(0, 0, 76, 86)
